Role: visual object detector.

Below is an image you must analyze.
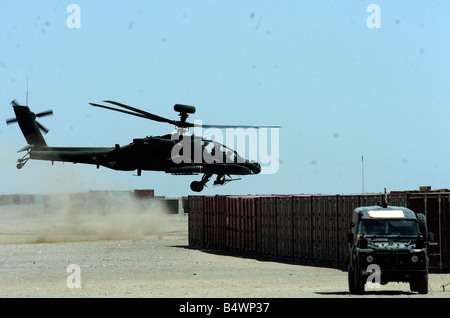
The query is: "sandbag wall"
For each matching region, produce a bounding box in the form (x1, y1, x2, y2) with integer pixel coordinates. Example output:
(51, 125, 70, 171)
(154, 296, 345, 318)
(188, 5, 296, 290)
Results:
(188, 191, 450, 272)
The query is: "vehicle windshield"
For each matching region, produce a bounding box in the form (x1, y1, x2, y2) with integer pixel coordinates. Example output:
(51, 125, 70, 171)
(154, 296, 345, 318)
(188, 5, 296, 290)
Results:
(360, 219, 419, 236)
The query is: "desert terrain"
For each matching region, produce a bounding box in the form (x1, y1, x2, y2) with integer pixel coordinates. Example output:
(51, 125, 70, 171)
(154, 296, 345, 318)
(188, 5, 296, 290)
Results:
(0, 196, 449, 299)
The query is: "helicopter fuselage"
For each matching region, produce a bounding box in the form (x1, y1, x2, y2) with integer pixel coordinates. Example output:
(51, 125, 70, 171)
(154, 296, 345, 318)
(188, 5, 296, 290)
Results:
(28, 134, 261, 177)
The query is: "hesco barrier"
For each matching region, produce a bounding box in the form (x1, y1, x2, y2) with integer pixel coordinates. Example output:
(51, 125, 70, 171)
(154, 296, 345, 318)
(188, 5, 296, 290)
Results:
(188, 190, 450, 273)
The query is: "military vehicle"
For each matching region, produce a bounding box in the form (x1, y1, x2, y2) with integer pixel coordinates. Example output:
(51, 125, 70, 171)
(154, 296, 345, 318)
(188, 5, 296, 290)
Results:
(347, 203, 433, 294)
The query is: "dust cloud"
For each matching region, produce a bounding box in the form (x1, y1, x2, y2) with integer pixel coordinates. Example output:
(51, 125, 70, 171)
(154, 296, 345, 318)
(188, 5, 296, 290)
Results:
(0, 191, 172, 244)
(1, 141, 181, 244)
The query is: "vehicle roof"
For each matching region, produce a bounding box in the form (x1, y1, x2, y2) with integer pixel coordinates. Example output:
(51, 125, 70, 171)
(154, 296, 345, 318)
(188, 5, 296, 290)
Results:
(353, 205, 417, 220)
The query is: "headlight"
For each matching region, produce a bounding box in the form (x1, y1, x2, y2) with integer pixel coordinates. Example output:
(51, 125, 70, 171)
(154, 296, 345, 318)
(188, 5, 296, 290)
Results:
(411, 255, 419, 263)
(366, 255, 374, 263)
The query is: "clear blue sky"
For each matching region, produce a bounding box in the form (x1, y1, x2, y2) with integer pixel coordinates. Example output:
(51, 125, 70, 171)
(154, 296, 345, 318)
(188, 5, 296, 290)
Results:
(1, 1, 449, 197)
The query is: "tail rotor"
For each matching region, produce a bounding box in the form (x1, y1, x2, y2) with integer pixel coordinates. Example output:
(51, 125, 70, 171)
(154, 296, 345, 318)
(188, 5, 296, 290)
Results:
(6, 100, 53, 134)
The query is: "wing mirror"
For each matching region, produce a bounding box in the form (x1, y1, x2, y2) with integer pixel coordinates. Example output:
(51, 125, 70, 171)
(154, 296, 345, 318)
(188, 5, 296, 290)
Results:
(347, 232, 354, 244)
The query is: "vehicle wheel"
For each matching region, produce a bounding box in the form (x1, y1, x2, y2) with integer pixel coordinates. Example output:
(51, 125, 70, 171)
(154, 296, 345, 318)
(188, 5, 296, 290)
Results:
(190, 181, 204, 192)
(354, 265, 365, 294)
(417, 274, 428, 294)
(409, 280, 418, 292)
(417, 213, 428, 238)
(348, 264, 355, 294)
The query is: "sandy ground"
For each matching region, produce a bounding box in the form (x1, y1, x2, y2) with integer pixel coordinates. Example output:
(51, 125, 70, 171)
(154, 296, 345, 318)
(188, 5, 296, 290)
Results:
(1, 200, 450, 299)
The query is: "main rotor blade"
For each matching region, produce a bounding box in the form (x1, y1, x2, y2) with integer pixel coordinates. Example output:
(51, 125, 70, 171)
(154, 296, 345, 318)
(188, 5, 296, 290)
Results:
(36, 121, 49, 134)
(6, 118, 18, 125)
(104, 100, 176, 125)
(11, 99, 21, 107)
(90, 103, 151, 120)
(198, 124, 282, 129)
(36, 110, 53, 117)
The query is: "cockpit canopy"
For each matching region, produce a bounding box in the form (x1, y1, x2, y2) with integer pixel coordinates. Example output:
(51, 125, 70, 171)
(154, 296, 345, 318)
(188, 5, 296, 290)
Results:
(201, 139, 245, 164)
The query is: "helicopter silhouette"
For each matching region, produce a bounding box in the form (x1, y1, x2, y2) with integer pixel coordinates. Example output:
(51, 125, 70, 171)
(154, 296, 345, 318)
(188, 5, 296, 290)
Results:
(6, 99, 279, 192)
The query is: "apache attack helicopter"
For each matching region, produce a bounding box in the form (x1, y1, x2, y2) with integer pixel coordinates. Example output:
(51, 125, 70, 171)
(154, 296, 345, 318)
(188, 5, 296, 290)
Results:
(6, 99, 279, 192)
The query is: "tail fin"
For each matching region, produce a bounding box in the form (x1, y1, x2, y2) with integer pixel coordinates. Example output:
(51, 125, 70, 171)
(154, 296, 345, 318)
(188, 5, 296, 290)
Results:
(6, 100, 52, 147)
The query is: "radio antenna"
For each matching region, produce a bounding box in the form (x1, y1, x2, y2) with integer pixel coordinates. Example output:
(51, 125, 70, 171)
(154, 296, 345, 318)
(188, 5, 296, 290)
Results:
(382, 187, 388, 208)
(26, 76, 29, 106)
(361, 155, 365, 194)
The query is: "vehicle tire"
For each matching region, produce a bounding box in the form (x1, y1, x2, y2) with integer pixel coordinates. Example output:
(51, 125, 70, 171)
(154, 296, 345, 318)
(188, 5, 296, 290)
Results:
(409, 280, 418, 292)
(348, 264, 355, 294)
(354, 265, 365, 294)
(417, 274, 428, 294)
(417, 213, 427, 238)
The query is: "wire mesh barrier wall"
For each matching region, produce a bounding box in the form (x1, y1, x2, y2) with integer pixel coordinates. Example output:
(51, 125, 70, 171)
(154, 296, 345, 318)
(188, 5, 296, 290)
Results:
(188, 191, 450, 273)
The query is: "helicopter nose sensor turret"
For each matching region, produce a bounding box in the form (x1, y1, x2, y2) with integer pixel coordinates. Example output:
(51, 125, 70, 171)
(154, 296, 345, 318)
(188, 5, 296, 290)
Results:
(250, 162, 261, 174)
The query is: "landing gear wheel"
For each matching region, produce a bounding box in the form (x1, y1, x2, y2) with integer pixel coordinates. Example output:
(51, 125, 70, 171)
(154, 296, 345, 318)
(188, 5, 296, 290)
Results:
(16, 152, 30, 170)
(190, 181, 204, 192)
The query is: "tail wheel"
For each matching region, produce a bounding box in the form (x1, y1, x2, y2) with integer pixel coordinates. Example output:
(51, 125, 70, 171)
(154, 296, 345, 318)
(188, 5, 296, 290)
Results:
(16, 154, 30, 169)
